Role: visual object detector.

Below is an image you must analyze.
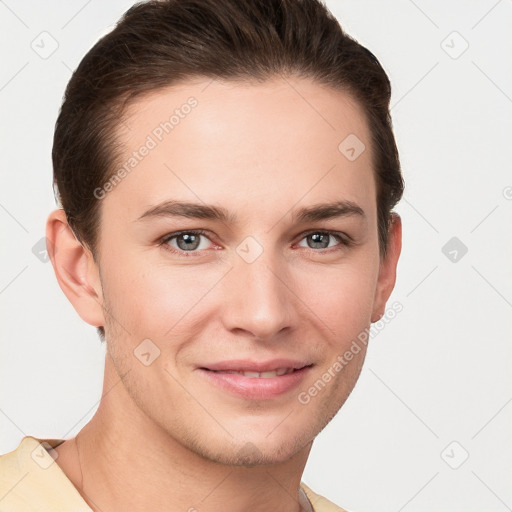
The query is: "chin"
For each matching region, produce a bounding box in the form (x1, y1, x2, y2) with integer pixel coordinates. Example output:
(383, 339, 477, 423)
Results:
(204, 441, 305, 467)
(182, 423, 316, 467)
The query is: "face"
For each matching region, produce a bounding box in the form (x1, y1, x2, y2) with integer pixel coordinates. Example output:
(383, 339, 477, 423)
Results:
(92, 77, 392, 465)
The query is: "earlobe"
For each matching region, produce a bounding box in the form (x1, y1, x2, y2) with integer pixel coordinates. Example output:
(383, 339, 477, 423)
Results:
(371, 213, 402, 323)
(45, 209, 105, 329)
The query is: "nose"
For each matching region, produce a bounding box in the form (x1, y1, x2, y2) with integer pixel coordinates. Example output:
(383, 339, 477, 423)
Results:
(219, 247, 299, 341)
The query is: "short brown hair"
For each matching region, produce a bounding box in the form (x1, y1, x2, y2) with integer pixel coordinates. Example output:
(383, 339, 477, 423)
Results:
(52, 0, 404, 338)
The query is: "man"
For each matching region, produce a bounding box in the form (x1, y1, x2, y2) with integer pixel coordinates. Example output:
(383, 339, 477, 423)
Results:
(0, 0, 403, 510)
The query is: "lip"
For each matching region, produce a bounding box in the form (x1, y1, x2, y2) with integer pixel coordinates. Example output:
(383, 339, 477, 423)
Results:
(197, 359, 313, 400)
(201, 358, 310, 372)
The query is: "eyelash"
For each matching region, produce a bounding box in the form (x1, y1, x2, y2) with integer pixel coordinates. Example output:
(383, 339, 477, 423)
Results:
(159, 229, 354, 257)
(160, 229, 215, 257)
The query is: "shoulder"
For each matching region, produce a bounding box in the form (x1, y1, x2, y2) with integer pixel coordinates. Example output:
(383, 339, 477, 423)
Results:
(301, 482, 352, 512)
(0, 436, 91, 512)
(0, 436, 37, 495)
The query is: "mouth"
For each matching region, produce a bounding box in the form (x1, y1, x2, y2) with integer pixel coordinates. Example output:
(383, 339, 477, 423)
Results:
(197, 360, 313, 400)
(206, 367, 304, 378)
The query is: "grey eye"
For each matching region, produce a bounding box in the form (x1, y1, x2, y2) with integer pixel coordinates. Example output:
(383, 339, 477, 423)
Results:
(166, 233, 211, 251)
(176, 233, 200, 250)
(298, 232, 340, 250)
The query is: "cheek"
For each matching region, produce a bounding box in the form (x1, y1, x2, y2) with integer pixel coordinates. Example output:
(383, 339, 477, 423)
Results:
(295, 254, 379, 340)
(101, 254, 226, 339)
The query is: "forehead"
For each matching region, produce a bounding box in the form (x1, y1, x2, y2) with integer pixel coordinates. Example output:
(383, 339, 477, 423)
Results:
(105, 76, 375, 223)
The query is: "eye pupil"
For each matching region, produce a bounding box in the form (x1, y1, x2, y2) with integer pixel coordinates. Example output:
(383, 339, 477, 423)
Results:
(177, 233, 200, 251)
(308, 233, 330, 249)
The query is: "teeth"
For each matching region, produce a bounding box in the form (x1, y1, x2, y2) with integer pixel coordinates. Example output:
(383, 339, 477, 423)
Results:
(243, 371, 261, 378)
(240, 368, 294, 378)
(213, 368, 295, 378)
(260, 371, 278, 378)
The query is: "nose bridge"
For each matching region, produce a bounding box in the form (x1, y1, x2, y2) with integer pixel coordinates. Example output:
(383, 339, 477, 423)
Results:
(221, 242, 296, 339)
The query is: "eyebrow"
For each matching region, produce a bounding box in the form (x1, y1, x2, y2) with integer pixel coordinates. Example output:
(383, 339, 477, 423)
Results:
(294, 201, 366, 223)
(137, 199, 366, 224)
(137, 200, 235, 223)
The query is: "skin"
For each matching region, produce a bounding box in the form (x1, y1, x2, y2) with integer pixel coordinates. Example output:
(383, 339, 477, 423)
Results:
(47, 76, 401, 512)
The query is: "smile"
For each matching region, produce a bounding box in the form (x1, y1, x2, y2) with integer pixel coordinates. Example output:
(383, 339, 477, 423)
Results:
(210, 368, 296, 378)
(197, 361, 313, 400)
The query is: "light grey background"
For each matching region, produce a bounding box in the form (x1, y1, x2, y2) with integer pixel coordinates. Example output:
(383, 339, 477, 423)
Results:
(1, 1, 511, 511)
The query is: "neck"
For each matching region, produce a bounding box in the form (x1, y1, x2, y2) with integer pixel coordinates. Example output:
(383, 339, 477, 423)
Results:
(61, 355, 313, 512)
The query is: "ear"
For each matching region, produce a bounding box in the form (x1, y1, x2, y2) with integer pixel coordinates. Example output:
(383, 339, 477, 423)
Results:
(46, 209, 105, 329)
(371, 213, 402, 323)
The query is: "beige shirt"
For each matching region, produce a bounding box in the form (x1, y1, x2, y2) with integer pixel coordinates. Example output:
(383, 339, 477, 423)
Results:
(0, 436, 348, 512)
